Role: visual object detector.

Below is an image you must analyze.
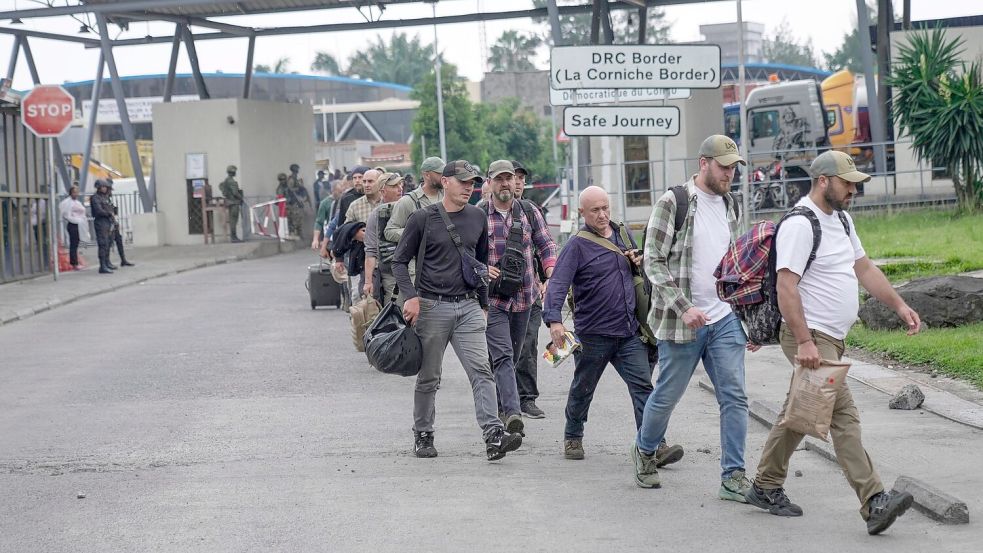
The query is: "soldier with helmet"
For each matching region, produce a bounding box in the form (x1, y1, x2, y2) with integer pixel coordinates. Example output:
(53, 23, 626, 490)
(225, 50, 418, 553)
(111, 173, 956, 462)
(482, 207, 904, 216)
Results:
(90, 179, 116, 274)
(220, 164, 244, 242)
(277, 163, 311, 238)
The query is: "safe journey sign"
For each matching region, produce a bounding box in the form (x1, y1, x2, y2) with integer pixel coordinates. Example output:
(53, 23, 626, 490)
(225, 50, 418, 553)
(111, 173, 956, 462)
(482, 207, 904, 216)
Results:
(549, 87, 691, 107)
(563, 106, 680, 137)
(551, 45, 720, 90)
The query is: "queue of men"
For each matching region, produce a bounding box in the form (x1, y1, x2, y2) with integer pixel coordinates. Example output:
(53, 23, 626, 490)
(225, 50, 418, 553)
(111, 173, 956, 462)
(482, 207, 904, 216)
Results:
(316, 137, 922, 535)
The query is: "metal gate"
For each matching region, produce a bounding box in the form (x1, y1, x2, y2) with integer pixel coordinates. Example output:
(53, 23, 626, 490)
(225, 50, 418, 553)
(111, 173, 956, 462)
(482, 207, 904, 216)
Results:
(1, 105, 52, 283)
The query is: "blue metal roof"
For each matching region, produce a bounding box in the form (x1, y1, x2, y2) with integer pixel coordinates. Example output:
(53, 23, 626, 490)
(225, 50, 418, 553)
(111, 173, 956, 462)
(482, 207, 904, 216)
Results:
(59, 71, 414, 92)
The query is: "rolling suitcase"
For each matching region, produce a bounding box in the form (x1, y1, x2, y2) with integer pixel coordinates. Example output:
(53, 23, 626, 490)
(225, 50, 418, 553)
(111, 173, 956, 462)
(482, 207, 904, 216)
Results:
(307, 260, 342, 309)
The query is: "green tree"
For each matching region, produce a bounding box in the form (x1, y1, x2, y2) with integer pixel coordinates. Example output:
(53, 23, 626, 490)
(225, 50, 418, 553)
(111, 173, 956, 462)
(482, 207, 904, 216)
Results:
(824, 2, 877, 73)
(347, 33, 437, 87)
(254, 57, 292, 74)
(310, 52, 343, 75)
(532, 0, 669, 45)
(889, 28, 983, 211)
(488, 30, 543, 72)
(410, 63, 482, 169)
(761, 21, 818, 68)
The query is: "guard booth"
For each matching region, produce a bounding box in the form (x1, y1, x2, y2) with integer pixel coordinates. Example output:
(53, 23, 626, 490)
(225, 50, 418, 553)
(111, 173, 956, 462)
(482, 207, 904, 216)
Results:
(0, 95, 53, 283)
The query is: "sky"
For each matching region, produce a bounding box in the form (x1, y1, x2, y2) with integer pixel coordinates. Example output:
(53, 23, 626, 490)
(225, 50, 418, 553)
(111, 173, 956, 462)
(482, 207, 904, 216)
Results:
(0, 0, 980, 91)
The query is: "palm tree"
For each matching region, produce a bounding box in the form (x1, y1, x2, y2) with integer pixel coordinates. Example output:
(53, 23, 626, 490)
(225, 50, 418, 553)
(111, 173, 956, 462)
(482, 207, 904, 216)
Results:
(889, 28, 983, 211)
(311, 52, 343, 75)
(488, 30, 542, 72)
(345, 33, 437, 87)
(254, 57, 292, 74)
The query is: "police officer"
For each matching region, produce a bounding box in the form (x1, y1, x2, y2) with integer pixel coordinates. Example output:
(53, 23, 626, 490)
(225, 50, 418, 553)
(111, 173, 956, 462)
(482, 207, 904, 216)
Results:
(220, 165, 244, 242)
(91, 179, 115, 274)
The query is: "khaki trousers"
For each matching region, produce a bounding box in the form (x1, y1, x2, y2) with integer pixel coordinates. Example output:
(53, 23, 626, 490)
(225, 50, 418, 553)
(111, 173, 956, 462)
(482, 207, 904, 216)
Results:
(753, 324, 884, 519)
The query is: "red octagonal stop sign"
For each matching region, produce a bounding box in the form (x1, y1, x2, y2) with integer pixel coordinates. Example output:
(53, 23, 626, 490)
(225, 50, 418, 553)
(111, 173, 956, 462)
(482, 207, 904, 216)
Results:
(22, 85, 75, 138)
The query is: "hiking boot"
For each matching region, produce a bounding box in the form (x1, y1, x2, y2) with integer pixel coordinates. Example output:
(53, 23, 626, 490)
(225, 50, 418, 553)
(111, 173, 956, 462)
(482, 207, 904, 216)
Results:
(485, 427, 522, 461)
(866, 490, 914, 535)
(719, 469, 752, 503)
(655, 442, 684, 468)
(505, 413, 525, 437)
(520, 401, 545, 419)
(630, 444, 661, 488)
(413, 431, 437, 458)
(745, 482, 803, 517)
(564, 439, 585, 460)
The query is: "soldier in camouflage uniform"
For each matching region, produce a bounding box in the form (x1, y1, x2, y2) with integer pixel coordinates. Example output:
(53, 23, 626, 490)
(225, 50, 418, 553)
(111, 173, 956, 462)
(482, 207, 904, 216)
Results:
(220, 165, 244, 242)
(277, 164, 311, 239)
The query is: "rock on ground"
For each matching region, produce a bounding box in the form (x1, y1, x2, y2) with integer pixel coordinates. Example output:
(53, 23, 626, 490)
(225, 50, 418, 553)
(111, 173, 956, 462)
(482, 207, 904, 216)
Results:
(890, 384, 926, 410)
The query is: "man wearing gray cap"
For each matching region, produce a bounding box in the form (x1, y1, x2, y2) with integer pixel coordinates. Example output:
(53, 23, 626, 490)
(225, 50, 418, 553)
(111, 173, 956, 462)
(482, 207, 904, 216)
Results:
(90, 179, 116, 274)
(745, 150, 920, 535)
(385, 157, 445, 304)
(634, 135, 752, 500)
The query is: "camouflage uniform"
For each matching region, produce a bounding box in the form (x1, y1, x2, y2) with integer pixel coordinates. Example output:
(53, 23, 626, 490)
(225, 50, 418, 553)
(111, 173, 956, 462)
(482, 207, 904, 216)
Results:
(220, 165, 244, 242)
(278, 166, 310, 238)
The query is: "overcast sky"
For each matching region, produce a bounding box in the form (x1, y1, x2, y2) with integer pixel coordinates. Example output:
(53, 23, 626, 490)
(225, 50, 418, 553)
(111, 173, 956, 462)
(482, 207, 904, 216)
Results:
(1, 0, 979, 91)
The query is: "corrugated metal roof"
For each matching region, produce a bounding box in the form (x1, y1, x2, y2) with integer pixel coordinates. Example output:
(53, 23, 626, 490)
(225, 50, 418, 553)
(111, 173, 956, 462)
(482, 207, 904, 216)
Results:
(80, 0, 421, 18)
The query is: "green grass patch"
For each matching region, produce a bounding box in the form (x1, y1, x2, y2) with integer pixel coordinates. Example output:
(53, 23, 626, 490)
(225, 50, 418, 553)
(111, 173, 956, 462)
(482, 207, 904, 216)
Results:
(851, 209, 983, 281)
(847, 323, 983, 388)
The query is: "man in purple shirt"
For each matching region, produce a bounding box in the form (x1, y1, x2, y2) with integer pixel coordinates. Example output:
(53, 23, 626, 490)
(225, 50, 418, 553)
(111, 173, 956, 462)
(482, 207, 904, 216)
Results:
(544, 186, 682, 464)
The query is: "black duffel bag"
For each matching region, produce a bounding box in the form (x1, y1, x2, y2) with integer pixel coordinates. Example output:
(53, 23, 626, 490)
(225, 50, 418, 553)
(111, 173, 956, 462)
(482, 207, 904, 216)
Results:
(363, 301, 423, 377)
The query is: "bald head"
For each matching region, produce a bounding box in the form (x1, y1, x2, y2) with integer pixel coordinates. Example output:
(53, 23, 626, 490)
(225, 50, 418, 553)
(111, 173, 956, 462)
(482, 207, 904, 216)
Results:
(578, 186, 611, 235)
(362, 169, 382, 197)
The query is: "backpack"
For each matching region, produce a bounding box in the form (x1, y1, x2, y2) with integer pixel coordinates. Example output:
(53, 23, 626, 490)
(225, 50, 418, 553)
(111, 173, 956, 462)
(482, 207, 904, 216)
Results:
(350, 296, 381, 353)
(714, 206, 850, 345)
(669, 185, 740, 237)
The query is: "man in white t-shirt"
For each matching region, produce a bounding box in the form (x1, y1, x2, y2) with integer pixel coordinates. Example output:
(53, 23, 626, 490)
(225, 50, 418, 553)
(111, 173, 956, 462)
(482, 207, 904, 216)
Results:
(745, 150, 921, 536)
(633, 135, 759, 502)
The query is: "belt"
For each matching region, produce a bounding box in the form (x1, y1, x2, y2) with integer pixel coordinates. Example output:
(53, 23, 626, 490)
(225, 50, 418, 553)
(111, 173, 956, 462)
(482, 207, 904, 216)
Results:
(419, 290, 478, 303)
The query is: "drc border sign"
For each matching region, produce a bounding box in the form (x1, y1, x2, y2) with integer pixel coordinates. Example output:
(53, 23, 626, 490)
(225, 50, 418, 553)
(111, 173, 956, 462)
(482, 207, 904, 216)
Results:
(21, 85, 75, 138)
(563, 106, 680, 137)
(549, 87, 691, 106)
(551, 45, 720, 90)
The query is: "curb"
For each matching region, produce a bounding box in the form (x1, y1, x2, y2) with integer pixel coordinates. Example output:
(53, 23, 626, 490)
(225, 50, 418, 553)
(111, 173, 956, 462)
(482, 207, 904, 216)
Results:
(698, 378, 970, 525)
(0, 241, 297, 327)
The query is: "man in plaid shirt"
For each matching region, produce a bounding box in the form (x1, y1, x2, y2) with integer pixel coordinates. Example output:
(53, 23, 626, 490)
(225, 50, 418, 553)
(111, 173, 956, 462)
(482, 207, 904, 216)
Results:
(483, 160, 558, 437)
(632, 135, 759, 502)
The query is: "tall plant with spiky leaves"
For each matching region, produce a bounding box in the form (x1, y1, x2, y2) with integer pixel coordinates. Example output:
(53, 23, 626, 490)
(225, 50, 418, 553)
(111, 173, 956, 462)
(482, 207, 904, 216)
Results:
(889, 28, 983, 211)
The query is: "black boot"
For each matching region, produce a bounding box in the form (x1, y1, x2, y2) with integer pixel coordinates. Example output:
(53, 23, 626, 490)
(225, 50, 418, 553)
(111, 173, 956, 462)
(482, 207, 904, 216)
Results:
(120, 258, 135, 267)
(99, 256, 113, 274)
(106, 260, 118, 270)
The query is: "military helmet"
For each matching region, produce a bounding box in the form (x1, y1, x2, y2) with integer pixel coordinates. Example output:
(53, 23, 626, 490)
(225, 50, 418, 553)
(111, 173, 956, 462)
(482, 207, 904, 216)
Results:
(289, 163, 300, 172)
(94, 178, 112, 189)
(277, 173, 288, 181)
(227, 165, 237, 173)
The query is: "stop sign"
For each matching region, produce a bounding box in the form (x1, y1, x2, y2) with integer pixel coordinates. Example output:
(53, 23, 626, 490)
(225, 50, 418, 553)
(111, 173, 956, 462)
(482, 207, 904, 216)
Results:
(21, 85, 75, 138)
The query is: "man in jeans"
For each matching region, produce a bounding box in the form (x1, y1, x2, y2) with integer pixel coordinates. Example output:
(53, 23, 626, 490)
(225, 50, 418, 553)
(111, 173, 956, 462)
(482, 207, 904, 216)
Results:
(545, 186, 681, 463)
(745, 150, 919, 535)
(392, 160, 523, 461)
(633, 135, 754, 501)
(483, 160, 558, 438)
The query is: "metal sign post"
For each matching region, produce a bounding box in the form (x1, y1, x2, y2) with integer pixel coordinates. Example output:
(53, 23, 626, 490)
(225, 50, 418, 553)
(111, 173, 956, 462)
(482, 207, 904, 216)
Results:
(48, 138, 58, 281)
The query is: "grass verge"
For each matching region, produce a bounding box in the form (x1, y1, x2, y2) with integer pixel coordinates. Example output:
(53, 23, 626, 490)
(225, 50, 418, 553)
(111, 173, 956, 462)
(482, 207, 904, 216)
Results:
(847, 323, 983, 389)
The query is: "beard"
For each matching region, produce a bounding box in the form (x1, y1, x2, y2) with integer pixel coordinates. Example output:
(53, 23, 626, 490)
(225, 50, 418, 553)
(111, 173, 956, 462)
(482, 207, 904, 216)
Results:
(825, 187, 852, 211)
(705, 173, 731, 196)
(494, 189, 513, 203)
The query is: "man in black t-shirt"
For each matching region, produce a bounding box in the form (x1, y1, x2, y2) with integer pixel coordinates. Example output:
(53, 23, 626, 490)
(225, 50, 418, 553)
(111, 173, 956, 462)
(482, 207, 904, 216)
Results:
(392, 160, 523, 462)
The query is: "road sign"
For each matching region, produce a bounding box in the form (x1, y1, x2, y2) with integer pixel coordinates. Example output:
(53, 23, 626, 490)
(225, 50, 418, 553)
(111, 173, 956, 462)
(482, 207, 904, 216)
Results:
(21, 85, 75, 138)
(551, 45, 720, 90)
(549, 87, 691, 106)
(563, 106, 680, 137)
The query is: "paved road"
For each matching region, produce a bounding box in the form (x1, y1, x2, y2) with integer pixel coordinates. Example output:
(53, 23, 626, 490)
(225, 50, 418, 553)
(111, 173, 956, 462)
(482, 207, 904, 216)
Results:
(1, 251, 977, 552)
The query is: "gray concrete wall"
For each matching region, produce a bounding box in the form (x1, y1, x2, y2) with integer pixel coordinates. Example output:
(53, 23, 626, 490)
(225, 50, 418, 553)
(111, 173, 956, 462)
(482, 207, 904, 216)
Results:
(152, 99, 314, 246)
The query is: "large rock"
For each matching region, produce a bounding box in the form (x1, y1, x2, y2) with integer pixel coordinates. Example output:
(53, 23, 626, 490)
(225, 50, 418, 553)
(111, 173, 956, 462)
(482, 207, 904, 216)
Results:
(889, 384, 926, 410)
(859, 276, 983, 330)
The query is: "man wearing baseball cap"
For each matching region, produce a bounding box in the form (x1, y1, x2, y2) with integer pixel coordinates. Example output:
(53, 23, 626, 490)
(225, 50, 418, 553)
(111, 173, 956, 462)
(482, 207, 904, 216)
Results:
(634, 134, 750, 499)
(482, 160, 558, 437)
(392, 160, 523, 461)
(745, 150, 920, 535)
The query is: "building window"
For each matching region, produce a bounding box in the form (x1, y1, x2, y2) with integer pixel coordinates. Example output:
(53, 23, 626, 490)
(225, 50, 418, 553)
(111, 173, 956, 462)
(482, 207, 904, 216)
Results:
(624, 136, 651, 207)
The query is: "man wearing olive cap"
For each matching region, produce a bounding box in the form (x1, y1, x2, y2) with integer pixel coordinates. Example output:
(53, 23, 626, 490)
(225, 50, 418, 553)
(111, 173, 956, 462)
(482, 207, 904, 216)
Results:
(745, 150, 921, 535)
(634, 135, 750, 498)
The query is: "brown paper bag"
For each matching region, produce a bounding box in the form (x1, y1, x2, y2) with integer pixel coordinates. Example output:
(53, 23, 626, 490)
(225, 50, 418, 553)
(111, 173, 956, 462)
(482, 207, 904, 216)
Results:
(778, 360, 851, 441)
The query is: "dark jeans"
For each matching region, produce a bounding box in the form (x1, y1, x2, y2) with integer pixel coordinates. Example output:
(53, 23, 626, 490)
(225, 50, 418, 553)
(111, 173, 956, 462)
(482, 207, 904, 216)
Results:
(67, 223, 79, 266)
(515, 298, 542, 403)
(486, 305, 531, 417)
(565, 333, 654, 440)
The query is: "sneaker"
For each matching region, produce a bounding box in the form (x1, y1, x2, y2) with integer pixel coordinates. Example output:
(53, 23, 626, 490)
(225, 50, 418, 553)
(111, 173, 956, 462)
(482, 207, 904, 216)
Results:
(505, 413, 525, 437)
(630, 444, 661, 488)
(745, 482, 803, 517)
(485, 427, 522, 461)
(413, 431, 437, 458)
(520, 401, 545, 419)
(719, 469, 752, 503)
(564, 439, 585, 460)
(655, 442, 684, 468)
(866, 490, 914, 535)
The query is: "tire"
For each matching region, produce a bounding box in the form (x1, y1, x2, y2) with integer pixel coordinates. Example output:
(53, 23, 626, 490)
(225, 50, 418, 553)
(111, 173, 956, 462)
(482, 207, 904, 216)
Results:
(751, 187, 768, 210)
